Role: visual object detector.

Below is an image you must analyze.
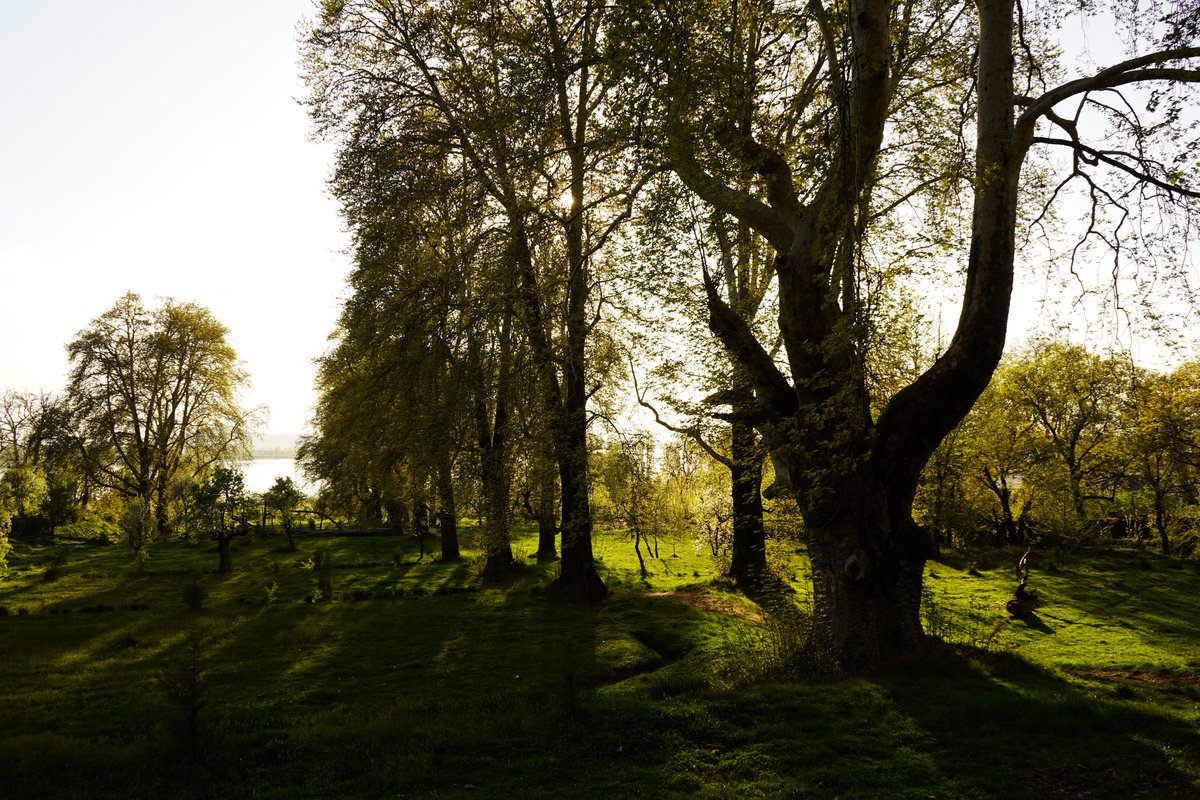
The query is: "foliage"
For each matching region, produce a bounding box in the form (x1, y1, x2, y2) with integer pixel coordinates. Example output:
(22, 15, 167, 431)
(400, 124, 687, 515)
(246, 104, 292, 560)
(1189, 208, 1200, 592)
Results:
(263, 476, 307, 551)
(1, 467, 50, 520)
(914, 345, 1200, 554)
(65, 293, 258, 533)
(188, 466, 254, 573)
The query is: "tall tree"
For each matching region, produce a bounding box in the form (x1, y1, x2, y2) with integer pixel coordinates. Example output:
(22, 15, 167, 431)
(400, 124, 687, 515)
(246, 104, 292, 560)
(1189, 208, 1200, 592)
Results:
(612, 0, 1200, 665)
(303, 0, 650, 599)
(66, 293, 257, 533)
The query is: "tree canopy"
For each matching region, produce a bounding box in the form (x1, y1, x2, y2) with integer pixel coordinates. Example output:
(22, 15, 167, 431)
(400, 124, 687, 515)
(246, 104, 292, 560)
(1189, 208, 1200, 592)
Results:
(66, 293, 258, 533)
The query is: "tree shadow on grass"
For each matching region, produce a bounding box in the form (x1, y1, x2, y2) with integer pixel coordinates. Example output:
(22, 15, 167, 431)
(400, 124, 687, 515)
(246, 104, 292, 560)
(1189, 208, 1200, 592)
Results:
(1014, 609, 1055, 634)
(876, 650, 1200, 799)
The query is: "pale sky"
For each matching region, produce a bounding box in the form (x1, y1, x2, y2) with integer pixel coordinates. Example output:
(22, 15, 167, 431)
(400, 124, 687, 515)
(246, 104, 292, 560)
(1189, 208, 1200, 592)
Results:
(0, 0, 348, 436)
(1, 1, 1193, 446)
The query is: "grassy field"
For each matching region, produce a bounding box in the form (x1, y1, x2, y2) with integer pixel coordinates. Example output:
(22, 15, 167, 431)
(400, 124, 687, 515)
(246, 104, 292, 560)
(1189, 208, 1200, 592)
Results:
(1, 525, 1198, 799)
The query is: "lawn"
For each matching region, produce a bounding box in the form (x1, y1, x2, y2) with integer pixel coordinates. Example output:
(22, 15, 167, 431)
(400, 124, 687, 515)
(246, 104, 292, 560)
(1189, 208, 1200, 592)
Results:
(1, 526, 1198, 799)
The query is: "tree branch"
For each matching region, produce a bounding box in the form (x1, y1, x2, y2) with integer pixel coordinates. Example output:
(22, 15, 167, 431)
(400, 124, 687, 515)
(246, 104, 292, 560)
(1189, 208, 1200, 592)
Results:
(668, 133, 796, 251)
(700, 262, 796, 416)
(1031, 136, 1200, 198)
(1017, 48, 1200, 139)
(629, 357, 733, 469)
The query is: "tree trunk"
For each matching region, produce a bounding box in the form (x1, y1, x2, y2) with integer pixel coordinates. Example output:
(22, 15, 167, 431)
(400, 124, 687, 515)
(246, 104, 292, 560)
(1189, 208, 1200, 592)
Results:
(1154, 491, 1171, 556)
(534, 467, 558, 561)
(155, 474, 171, 535)
(436, 458, 460, 562)
(555, 446, 606, 601)
(633, 529, 648, 578)
(217, 533, 232, 574)
(727, 416, 767, 586)
(513, 217, 603, 596)
(479, 451, 514, 574)
(804, 495, 928, 669)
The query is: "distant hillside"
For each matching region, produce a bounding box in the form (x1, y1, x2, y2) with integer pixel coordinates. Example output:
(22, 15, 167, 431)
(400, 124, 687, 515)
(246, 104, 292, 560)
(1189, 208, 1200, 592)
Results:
(253, 433, 298, 459)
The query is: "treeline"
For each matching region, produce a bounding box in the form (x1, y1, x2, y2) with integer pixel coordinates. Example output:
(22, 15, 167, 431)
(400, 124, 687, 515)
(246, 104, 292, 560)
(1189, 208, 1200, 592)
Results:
(0, 293, 262, 568)
(292, 0, 1200, 652)
(920, 342, 1200, 556)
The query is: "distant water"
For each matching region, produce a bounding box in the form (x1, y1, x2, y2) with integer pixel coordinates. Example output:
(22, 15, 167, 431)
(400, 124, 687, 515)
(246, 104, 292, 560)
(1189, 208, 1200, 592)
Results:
(237, 458, 314, 495)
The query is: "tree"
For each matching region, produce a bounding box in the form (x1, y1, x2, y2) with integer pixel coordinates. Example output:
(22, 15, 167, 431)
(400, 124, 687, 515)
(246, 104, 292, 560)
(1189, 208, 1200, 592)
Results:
(1005, 343, 1127, 530)
(66, 293, 258, 534)
(303, 0, 655, 599)
(0, 467, 49, 524)
(597, 434, 662, 579)
(610, 0, 1200, 666)
(263, 476, 306, 552)
(190, 465, 253, 573)
(1122, 363, 1200, 554)
(0, 390, 82, 535)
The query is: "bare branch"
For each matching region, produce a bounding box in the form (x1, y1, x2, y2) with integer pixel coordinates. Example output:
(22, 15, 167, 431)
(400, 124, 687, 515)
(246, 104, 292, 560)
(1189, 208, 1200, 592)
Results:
(1032, 137, 1200, 199)
(629, 356, 733, 469)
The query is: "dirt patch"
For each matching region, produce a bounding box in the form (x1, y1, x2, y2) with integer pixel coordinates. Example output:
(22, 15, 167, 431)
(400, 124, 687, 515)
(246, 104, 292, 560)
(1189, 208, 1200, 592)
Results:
(646, 590, 764, 623)
(1075, 669, 1200, 687)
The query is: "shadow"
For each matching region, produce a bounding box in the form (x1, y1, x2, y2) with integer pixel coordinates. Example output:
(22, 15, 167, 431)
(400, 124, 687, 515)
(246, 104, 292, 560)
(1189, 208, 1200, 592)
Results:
(873, 651, 1200, 799)
(1015, 609, 1055, 634)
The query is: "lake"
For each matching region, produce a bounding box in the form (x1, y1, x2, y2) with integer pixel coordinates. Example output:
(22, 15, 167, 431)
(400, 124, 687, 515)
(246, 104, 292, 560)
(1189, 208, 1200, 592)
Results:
(237, 458, 315, 495)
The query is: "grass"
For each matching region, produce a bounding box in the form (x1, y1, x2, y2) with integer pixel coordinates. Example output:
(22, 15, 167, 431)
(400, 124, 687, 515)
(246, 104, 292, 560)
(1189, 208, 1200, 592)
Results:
(1, 526, 1198, 798)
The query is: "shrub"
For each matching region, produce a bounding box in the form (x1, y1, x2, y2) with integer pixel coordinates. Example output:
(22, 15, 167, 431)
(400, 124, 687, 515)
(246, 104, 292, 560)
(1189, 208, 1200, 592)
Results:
(181, 582, 206, 610)
(721, 608, 813, 685)
(41, 547, 70, 582)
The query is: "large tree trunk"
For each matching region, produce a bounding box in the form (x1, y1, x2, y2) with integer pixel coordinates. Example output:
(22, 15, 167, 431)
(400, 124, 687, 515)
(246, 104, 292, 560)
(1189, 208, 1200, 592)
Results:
(727, 416, 767, 586)
(803, 479, 929, 669)
(556, 440, 606, 600)
(479, 461, 514, 573)
(553, 364, 606, 601)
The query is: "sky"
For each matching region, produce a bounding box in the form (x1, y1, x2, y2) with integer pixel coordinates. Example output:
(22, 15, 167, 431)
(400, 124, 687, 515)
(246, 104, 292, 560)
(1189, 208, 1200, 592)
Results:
(1, 2, 1195, 446)
(0, 0, 348, 436)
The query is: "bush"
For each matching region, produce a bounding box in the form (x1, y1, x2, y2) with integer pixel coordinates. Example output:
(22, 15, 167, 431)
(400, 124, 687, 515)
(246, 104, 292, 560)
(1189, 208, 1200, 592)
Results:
(41, 547, 70, 582)
(181, 582, 206, 610)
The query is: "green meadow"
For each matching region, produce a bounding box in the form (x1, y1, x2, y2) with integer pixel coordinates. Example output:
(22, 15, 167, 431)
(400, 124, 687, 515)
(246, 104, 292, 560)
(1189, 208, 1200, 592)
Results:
(2, 529, 1198, 799)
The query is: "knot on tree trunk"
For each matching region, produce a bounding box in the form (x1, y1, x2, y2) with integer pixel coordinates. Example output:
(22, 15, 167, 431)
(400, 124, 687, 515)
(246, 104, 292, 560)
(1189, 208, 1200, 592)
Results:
(844, 550, 870, 581)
